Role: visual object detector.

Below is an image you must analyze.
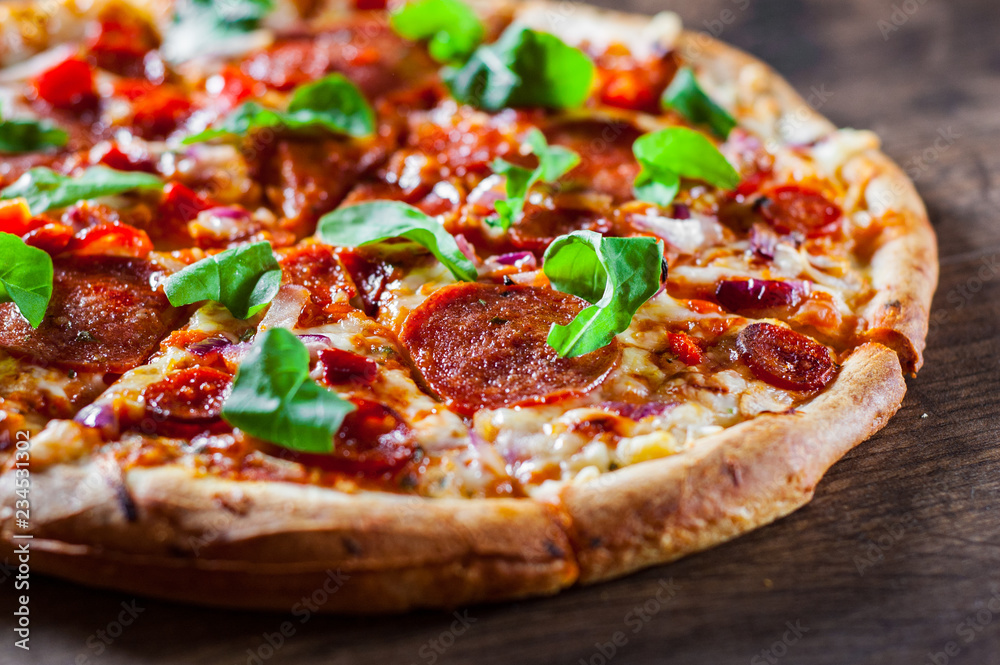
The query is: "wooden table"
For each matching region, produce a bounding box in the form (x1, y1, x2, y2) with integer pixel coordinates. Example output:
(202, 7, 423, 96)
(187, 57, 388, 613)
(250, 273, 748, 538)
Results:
(4, 0, 1000, 663)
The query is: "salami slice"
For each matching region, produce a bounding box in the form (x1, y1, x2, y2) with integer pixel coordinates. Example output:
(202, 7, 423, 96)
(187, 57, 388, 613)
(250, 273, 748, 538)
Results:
(0, 256, 182, 373)
(736, 322, 836, 391)
(143, 367, 232, 424)
(400, 283, 619, 414)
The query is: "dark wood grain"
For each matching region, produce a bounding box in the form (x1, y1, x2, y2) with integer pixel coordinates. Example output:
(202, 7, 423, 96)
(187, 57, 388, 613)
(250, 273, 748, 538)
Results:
(4, 1, 1000, 663)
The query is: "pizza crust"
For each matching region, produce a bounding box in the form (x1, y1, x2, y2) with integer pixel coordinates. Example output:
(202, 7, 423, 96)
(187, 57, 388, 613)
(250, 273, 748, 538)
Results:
(0, 0, 936, 611)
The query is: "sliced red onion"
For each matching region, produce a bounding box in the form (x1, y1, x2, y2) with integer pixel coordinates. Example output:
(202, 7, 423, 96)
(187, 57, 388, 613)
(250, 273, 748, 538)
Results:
(259, 285, 308, 330)
(601, 401, 677, 420)
(630, 213, 707, 254)
(454, 234, 480, 265)
(189, 336, 233, 356)
(749, 223, 779, 261)
(297, 333, 335, 359)
(671, 203, 691, 220)
(202, 206, 250, 220)
(715, 278, 808, 313)
(496, 251, 537, 268)
(74, 403, 120, 436)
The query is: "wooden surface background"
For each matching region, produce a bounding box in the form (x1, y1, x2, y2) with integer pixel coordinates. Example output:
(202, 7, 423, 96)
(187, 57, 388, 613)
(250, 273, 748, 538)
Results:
(3, 0, 999, 663)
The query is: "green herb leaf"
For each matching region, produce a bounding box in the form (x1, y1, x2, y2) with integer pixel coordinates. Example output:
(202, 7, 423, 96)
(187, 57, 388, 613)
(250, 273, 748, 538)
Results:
(490, 128, 580, 230)
(662, 68, 737, 139)
(184, 74, 375, 144)
(0, 233, 54, 328)
(222, 328, 356, 453)
(543, 231, 663, 358)
(444, 24, 595, 111)
(163, 241, 281, 319)
(0, 166, 164, 215)
(633, 166, 680, 207)
(0, 118, 68, 154)
(318, 201, 477, 282)
(391, 0, 484, 63)
(164, 0, 275, 63)
(631, 127, 739, 207)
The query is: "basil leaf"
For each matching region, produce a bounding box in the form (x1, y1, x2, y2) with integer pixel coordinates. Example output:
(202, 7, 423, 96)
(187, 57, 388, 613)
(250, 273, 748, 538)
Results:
(0, 166, 164, 215)
(0, 118, 68, 154)
(163, 241, 281, 319)
(165, 0, 275, 63)
(632, 127, 739, 206)
(318, 201, 477, 282)
(391, 0, 484, 63)
(491, 128, 580, 230)
(444, 24, 594, 111)
(526, 129, 580, 182)
(543, 231, 663, 358)
(0, 233, 53, 329)
(662, 68, 737, 139)
(633, 167, 680, 207)
(490, 159, 536, 231)
(184, 74, 375, 143)
(222, 328, 356, 453)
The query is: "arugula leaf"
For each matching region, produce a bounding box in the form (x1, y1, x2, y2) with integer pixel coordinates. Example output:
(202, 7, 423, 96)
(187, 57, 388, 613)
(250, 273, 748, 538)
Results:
(164, 0, 275, 63)
(163, 242, 281, 319)
(0, 166, 163, 215)
(184, 74, 375, 143)
(222, 328, 356, 453)
(0, 118, 68, 154)
(543, 231, 663, 358)
(317, 201, 477, 282)
(444, 24, 595, 111)
(0, 233, 53, 328)
(391, 0, 484, 63)
(633, 166, 680, 207)
(490, 128, 580, 230)
(662, 68, 737, 139)
(632, 127, 739, 207)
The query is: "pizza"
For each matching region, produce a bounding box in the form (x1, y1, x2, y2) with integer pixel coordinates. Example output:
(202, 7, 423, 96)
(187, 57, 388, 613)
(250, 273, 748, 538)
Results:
(0, 0, 937, 611)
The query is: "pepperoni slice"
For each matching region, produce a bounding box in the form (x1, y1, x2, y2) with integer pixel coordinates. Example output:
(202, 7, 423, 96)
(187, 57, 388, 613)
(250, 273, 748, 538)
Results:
(337, 249, 393, 317)
(239, 18, 434, 98)
(272, 399, 415, 477)
(736, 322, 836, 391)
(758, 185, 842, 237)
(144, 367, 232, 423)
(87, 8, 159, 78)
(715, 279, 803, 315)
(543, 120, 643, 202)
(510, 205, 612, 253)
(279, 245, 357, 327)
(0, 256, 182, 373)
(400, 283, 620, 415)
(320, 348, 378, 385)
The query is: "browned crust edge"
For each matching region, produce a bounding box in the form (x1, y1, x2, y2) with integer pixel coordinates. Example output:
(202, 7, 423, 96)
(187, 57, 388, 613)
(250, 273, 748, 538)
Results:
(0, 0, 932, 611)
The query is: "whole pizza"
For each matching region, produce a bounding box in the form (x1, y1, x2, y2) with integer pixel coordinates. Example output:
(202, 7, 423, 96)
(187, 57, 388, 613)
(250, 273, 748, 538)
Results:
(0, 0, 937, 611)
